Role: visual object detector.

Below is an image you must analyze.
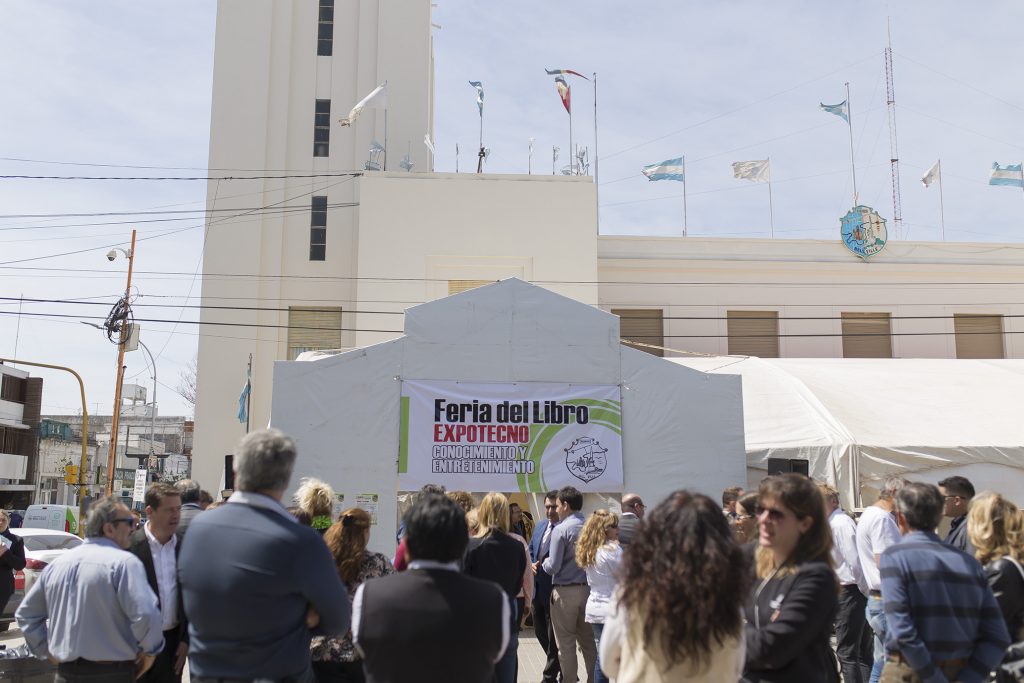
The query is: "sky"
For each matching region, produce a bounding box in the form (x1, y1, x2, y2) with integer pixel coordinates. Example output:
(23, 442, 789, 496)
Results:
(2, 1, 1023, 419)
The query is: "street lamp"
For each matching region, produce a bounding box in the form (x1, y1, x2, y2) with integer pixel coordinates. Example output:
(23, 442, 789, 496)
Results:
(103, 230, 136, 496)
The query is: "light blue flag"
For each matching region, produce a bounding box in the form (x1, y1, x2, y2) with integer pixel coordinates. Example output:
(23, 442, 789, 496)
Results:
(990, 162, 1024, 187)
(641, 157, 685, 181)
(468, 81, 484, 115)
(820, 100, 850, 123)
(237, 366, 251, 424)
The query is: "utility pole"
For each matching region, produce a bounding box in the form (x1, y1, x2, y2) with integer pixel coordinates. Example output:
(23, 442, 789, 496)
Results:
(885, 20, 903, 238)
(105, 230, 136, 496)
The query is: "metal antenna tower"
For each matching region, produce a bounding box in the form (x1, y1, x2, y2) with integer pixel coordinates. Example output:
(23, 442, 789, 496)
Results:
(885, 20, 904, 238)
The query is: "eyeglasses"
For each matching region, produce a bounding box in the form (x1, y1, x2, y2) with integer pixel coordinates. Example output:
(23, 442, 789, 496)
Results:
(754, 505, 789, 522)
(735, 514, 753, 522)
(943, 495, 960, 501)
(111, 518, 139, 529)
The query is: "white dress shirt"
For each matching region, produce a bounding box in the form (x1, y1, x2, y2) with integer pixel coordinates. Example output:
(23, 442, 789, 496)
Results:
(829, 507, 866, 592)
(144, 522, 178, 631)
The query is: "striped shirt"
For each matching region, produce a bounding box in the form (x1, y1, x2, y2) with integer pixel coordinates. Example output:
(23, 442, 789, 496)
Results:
(880, 531, 1010, 683)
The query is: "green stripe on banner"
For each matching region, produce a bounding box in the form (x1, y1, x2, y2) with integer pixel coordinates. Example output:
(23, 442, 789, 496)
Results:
(564, 399, 622, 428)
(398, 396, 410, 474)
(525, 424, 565, 492)
(576, 398, 621, 412)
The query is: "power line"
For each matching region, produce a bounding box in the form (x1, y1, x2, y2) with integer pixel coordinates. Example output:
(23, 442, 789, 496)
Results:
(0, 171, 363, 181)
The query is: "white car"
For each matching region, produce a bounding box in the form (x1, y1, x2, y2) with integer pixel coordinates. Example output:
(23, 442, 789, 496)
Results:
(1, 528, 82, 626)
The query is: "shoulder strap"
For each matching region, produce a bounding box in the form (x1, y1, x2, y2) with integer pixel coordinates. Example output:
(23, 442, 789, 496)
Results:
(1004, 556, 1024, 584)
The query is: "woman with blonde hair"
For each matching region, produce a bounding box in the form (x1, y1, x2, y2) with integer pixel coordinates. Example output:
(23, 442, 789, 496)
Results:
(577, 509, 622, 683)
(295, 477, 335, 534)
(311, 507, 394, 682)
(464, 492, 533, 683)
(968, 492, 1024, 643)
(743, 474, 839, 682)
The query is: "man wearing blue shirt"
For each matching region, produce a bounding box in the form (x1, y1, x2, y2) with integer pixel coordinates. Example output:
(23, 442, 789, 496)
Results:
(880, 482, 1009, 683)
(17, 497, 164, 682)
(542, 485, 595, 683)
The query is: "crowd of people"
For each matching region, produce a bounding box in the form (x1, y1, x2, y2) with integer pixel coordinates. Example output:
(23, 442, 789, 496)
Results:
(8, 426, 1024, 683)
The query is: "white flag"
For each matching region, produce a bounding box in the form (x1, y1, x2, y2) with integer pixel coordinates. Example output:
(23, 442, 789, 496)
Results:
(921, 160, 941, 188)
(338, 83, 387, 126)
(732, 159, 770, 183)
(424, 134, 435, 155)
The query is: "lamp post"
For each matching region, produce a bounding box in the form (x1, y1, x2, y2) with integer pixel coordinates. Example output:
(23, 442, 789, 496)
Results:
(137, 340, 158, 480)
(104, 230, 136, 496)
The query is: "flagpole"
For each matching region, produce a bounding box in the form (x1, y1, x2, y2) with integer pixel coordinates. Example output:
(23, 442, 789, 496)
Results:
(477, 106, 484, 174)
(682, 159, 689, 237)
(455, 143, 459, 173)
(938, 160, 946, 241)
(383, 80, 389, 172)
(767, 157, 775, 238)
(245, 353, 252, 434)
(568, 96, 574, 175)
(846, 82, 858, 203)
(593, 72, 600, 234)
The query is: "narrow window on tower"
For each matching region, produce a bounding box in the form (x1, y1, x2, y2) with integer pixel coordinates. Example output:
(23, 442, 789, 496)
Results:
(314, 100, 331, 157)
(310, 196, 327, 261)
(317, 0, 334, 56)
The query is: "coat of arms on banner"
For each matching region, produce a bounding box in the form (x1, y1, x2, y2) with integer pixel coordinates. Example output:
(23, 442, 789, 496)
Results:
(565, 437, 608, 483)
(840, 205, 887, 259)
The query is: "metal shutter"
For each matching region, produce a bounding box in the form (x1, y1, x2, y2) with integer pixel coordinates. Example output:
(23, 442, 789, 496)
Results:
(611, 309, 664, 356)
(287, 307, 343, 359)
(727, 311, 779, 357)
(841, 313, 893, 358)
(954, 314, 1004, 359)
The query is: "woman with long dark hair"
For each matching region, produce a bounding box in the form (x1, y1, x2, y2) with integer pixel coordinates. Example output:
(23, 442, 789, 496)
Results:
(310, 507, 394, 683)
(743, 474, 839, 683)
(600, 491, 751, 682)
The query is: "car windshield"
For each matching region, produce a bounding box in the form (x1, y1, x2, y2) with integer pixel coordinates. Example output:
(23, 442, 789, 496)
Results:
(18, 535, 82, 552)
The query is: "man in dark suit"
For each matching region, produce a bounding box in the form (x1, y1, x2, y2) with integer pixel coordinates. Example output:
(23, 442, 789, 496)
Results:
(129, 483, 187, 683)
(938, 475, 976, 556)
(355, 493, 508, 683)
(529, 490, 561, 683)
(173, 479, 202, 539)
(618, 493, 645, 546)
(179, 429, 350, 683)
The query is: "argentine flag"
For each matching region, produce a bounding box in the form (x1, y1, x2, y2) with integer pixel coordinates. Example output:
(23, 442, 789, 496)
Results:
(820, 100, 850, 124)
(641, 157, 685, 182)
(989, 162, 1024, 188)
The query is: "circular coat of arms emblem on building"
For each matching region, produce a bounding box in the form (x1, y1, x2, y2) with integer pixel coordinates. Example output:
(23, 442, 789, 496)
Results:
(840, 205, 888, 260)
(564, 437, 608, 483)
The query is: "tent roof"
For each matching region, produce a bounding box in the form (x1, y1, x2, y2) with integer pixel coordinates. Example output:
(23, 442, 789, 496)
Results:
(671, 357, 1024, 504)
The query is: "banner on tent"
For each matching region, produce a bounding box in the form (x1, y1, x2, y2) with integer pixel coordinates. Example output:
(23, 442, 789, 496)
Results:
(399, 380, 623, 493)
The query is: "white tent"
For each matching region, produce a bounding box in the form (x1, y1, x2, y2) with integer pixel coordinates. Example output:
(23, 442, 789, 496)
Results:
(672, 356, 1024, 508)
(270, 279, 746, 558)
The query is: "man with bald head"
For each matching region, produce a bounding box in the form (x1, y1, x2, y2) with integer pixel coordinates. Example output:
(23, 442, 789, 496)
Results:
(618, 493, 645, 546)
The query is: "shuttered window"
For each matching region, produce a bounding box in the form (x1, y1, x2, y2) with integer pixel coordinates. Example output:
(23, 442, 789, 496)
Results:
(313, 100, 331, 157)
(727, 310, 779, 357)
(448, 280, 493, 295)
(287, 307, 342, 359)
(317, 0, 334, 56)
(954, 314, 1004, 359)
(612, 309, 664, 356)
(310, 196, 327, 261)
(841, 312, 893, 358)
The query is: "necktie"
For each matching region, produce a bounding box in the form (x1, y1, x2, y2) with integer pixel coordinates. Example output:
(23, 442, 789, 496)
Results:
(540, 524, 553, 559)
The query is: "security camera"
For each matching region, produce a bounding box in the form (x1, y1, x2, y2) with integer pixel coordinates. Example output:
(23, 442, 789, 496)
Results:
(106, 250, 117, 261)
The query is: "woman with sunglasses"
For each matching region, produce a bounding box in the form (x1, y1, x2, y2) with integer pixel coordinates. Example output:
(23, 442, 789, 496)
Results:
(732, 492, 759, 545)
(577, 509, 622, 683)
(743, 474, 839, 683)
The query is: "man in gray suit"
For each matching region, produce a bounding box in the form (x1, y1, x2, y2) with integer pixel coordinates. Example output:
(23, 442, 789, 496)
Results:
(179, 429, 350, 683)
(618, 493, 645, 545)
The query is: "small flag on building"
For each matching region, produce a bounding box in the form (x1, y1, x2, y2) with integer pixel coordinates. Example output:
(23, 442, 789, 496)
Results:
(989, 162, 1024, 187)
(732, 159, 770, 183)
(820, 100, 850, 123)
(338, 83, 387, 126)
(554, 76, 571, 114)
(544, 68, 589, 80)
(237, 366, 251, 424)
(468, 81, 484, 115)
(400, 154, 414, 171)
(424, 134, 435, 155)
(641, 157, 685, 182)
(921, 160, 941, 188)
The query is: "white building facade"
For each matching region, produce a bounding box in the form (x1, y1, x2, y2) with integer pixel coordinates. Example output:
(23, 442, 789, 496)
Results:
(192, 0, 1024, 492)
